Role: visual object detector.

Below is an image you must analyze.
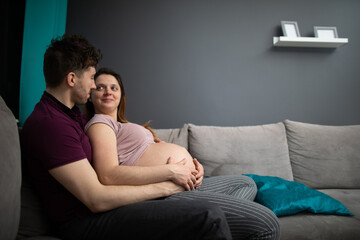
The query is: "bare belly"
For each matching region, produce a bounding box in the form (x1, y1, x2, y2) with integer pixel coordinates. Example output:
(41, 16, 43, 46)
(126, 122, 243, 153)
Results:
(136, 142, 195, 170)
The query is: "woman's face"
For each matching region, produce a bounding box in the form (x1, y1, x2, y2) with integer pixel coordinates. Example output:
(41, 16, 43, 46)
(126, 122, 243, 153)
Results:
(90, 74, 121, 115)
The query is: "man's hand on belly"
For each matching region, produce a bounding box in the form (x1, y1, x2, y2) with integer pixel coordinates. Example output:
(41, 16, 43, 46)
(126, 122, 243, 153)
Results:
(167, 157, 198, 191)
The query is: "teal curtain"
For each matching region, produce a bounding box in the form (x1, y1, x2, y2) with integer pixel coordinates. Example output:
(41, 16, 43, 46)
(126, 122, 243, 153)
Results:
(19, 0, 67, 126)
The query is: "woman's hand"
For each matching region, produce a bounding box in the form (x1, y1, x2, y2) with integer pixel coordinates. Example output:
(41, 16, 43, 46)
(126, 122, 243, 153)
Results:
(167, 157, 198, 191)
(193, 158, 204, 189)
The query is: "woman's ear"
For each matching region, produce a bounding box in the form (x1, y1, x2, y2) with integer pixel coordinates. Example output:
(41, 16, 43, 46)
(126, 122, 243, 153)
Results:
(66, 72, 77, 87)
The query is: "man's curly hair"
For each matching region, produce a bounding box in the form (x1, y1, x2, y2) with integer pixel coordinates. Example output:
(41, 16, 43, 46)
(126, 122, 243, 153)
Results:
(43, 34, 102, 88)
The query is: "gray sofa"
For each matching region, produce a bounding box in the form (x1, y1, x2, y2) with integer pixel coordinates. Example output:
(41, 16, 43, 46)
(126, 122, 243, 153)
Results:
(156, 123, 360, 240)
(1, 95, 359, 240)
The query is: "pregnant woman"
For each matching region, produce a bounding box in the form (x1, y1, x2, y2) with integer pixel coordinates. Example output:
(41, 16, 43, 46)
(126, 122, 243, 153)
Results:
(84, 67, 280, 240)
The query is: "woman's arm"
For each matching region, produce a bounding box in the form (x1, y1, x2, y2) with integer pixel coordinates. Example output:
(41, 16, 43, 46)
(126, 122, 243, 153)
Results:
(86, 123, 197, 189)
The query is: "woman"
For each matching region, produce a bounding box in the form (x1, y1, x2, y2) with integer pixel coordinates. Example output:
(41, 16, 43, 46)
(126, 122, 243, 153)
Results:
(84, 67, 280, 240)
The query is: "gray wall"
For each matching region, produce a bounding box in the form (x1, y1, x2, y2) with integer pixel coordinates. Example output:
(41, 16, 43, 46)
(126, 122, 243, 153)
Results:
(66, 0, 360, 128)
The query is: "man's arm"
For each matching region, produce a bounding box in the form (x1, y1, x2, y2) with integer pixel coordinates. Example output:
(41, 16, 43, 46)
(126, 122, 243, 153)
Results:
(49, 159, 183, 213)
(86, 123, 197, 189)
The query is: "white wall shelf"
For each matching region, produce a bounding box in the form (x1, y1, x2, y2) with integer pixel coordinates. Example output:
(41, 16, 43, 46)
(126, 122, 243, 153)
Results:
(273, 36, 348, 48)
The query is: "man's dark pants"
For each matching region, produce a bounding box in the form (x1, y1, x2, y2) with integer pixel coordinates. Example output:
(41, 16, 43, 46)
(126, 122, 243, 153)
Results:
(57, 199, 232, 240)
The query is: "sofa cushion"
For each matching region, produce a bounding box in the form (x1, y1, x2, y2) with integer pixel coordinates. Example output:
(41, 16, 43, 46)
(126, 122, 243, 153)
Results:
(285, 120, 360, 189)
(245, 174, 353, 217)
(0, 96, 21, 240)
(188, 123, 293, 181)
(153, 124, 189, 149)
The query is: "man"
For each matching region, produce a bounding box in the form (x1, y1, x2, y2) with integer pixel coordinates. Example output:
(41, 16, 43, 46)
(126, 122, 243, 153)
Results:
(20, 34, 232, 240)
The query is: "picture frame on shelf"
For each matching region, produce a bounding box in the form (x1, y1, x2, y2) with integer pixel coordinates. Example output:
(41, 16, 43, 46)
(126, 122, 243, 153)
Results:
(314, 26, 338, 39)
(281, 21, 301, 38)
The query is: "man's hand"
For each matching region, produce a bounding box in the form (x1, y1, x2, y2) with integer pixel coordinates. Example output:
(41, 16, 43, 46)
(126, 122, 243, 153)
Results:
(167, 157, 198, 191)
(159, 181, 185, 195)
(193, 158, 204, 189)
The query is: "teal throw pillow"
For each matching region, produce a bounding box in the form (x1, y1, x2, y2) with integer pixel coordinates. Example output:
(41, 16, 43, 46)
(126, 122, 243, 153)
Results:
(244, 174, 354, 217)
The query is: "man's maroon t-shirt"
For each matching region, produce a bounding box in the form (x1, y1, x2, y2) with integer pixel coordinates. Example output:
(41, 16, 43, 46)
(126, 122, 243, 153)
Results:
(21, 92, 92, 228)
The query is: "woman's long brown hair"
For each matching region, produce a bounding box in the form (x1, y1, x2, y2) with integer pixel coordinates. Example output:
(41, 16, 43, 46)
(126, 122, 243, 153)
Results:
(84, 67, 158, 140)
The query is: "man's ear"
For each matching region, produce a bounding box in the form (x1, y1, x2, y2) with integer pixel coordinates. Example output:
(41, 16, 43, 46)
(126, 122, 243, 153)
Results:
(66, 72, 77, 87)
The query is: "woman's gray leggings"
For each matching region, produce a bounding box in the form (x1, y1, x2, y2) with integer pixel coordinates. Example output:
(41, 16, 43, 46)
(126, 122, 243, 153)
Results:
(166, 175, 280, 240)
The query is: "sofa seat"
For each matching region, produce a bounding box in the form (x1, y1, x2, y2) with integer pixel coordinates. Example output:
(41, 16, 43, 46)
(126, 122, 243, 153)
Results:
(279, 189, 360, 240)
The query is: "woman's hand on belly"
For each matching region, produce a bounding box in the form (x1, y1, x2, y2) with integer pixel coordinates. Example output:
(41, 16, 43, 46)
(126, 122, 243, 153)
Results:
(167, 157, 199, 191)
(193, 158, 204, 189)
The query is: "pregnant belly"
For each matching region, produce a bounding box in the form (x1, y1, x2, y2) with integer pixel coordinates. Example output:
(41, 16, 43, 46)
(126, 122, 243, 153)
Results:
(136, 142, 195, 170)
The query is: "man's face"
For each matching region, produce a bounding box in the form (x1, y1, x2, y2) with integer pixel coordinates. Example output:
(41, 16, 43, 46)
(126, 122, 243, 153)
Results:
(72, 67, 96, 105)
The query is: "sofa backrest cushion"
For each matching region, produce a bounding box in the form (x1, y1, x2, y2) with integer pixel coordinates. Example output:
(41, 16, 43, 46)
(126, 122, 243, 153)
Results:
(188, 122, 294, 181)
(0, 96, 21, 240)
(285, 120, 360, 189)
(153, 124, 189, 149)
